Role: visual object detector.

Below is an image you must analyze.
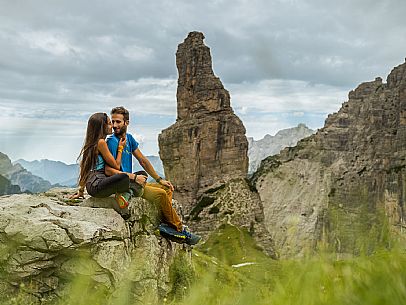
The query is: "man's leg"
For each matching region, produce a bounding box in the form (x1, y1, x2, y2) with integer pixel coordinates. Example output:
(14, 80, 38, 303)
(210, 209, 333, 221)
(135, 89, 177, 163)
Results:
(142, 183, 183, 231)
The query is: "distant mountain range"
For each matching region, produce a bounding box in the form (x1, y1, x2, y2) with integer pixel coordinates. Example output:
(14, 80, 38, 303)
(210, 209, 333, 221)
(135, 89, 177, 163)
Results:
(248, 124, 315, 173)
(0, 152, 52, 194)
(0, 174, 21, 195)
(14, 155, 166, 187)
(15, 159, 79, 186)
(1, 124, 313, 193)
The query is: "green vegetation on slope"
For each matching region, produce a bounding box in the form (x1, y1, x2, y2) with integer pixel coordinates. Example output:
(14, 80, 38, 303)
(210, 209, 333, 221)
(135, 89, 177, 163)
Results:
(176, 224, 406, 305)
(1, 225, 406, 305)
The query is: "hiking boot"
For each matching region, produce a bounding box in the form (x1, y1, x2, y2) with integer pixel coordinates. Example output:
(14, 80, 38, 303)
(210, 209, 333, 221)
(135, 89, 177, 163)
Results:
(181, 225, 201, 246)
(115, 191, 132, 209)
(158, 223, 187, 243)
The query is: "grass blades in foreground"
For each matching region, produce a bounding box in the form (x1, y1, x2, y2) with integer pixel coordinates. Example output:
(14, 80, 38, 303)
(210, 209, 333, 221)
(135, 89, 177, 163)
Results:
(173, 224, 406, 305)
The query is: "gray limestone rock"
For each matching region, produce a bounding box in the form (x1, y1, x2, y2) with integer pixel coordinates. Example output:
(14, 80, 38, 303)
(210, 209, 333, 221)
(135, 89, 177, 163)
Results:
(0, 188, 191, 303)
(252, 60, 406, 258)
(159, 32, 249, 214)
(188, 178, 277, 258)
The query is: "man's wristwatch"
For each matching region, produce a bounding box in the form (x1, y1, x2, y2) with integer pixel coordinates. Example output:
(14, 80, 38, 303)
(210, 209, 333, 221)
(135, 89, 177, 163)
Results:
(155, 177, 162, 183)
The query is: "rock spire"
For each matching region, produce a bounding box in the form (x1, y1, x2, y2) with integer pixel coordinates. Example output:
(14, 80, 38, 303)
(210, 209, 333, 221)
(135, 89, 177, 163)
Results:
(159, 32, 248, 213)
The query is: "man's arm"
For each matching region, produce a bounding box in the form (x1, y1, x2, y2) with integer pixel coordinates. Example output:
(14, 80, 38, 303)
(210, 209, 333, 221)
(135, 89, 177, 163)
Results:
(105, 165, 136, 181)
(133, 148, 174, 191)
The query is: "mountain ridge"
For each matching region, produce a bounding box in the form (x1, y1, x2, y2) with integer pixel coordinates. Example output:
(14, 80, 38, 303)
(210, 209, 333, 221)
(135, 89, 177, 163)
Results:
(248, 123, 315, 173)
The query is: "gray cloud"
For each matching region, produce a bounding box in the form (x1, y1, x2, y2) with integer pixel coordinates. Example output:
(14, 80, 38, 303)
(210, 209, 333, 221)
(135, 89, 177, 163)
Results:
(0, 0, 405, 162)
(2, 0, 405, 86)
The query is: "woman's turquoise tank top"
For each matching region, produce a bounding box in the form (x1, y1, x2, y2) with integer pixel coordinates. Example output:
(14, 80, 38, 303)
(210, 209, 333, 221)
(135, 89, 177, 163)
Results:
(94, 154, 105, 170)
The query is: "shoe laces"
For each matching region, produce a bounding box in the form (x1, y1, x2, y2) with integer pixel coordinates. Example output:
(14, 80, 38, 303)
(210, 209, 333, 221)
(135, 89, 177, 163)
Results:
(182, 225, 192, 238)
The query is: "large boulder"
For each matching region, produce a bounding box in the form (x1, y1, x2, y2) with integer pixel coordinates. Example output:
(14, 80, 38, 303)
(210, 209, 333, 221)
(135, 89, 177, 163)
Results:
(0, 188, 191, 304)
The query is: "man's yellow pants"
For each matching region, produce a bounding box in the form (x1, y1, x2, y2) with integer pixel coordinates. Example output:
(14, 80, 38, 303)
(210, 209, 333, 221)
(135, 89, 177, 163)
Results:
(142, 182, 182, 232)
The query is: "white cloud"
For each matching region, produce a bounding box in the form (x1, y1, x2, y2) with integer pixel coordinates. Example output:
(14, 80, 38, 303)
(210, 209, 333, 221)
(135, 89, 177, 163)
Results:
(19, 31, 82, 57)
(122, 45, 154, 61)
(229, 79, 348, 114)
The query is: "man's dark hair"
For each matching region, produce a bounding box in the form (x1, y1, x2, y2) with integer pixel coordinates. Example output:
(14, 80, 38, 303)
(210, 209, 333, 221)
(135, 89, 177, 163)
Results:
(111, 106, 130, 121)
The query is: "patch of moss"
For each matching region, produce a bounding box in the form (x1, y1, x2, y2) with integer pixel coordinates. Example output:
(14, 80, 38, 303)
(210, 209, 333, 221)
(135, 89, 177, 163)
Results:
(169, 251, 195, 301)
(323, 185, 392, 255)
(198, 224, 271, 266)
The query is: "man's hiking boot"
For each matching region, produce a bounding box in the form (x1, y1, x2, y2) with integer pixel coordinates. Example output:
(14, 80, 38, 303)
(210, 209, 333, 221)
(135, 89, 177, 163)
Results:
(181, 225, 201, 246)
(115, 191, 132, 209)
(156, 223, 201, 245)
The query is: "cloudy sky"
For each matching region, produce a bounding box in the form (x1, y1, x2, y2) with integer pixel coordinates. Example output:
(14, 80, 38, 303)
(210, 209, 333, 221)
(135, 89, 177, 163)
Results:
(1, 0, 405, 164)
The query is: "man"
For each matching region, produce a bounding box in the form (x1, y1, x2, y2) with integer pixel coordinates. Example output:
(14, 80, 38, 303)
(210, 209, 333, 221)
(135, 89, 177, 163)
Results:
(105, 106, 200, 245)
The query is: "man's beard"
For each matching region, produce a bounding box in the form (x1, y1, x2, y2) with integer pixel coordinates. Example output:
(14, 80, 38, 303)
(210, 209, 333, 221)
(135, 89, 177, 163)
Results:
(114, 125, 127, 136)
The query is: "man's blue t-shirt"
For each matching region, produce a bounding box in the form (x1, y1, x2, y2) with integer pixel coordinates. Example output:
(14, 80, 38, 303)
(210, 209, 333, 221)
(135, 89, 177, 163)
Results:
(106, 133, 139, 173)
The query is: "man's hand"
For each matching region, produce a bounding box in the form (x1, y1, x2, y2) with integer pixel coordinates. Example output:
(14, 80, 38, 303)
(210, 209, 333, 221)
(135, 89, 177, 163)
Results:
(159, 179, 174, 191)
(127, 173, 136, 181)
(135, 174, 148, 186)
(119, 137, 126, 148)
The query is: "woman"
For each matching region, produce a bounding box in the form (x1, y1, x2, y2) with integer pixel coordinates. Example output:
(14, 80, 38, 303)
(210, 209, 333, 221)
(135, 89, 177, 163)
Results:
(70, 112, 140, 208)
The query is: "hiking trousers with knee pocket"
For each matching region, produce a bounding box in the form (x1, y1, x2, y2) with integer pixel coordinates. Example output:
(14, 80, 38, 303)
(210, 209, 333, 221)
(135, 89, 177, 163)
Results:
(142, 182, 183, 232)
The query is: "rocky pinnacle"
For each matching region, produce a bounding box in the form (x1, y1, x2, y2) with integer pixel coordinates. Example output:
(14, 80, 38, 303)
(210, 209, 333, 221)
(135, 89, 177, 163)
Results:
(159, 32, 248, 213)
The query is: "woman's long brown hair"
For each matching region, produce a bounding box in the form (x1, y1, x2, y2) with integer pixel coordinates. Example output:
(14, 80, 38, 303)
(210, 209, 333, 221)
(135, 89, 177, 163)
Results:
(77, 113, 109, 186)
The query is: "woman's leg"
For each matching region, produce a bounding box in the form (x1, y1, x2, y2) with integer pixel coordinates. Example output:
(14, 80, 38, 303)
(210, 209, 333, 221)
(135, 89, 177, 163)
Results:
(87, 173, 129, 198)
(142, 183, 183, 231)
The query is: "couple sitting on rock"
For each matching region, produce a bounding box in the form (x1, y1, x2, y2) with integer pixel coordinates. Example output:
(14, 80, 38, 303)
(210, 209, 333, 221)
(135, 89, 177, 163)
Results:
(70, 106, 200, 245)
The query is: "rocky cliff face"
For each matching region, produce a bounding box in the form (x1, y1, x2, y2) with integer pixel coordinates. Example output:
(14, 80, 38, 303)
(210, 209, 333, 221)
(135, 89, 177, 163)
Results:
(0, 174, 21, 195)
(248, 124, 315, 174)
(158, 32, 248, 214)
(0, 189, 191, 304)
(187, 178, 277, 258)
(0, 152, 52, 193)
(252, 60, 406, 257)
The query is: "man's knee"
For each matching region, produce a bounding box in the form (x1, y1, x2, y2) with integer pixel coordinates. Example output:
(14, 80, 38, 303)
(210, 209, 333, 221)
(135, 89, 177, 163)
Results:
(155, 189, 168, 202)
(165, 187, 173, 196)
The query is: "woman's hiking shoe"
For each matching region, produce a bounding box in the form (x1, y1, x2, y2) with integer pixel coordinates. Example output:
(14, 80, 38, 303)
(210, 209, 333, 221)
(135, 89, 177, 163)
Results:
(115, 191, 131, 209)
(157, 223, 201, 245)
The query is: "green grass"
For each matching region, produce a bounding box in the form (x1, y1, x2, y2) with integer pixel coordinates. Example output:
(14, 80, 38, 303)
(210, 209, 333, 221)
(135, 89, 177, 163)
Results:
(1, 225, 406, 305)
(174, 224, 406, 305)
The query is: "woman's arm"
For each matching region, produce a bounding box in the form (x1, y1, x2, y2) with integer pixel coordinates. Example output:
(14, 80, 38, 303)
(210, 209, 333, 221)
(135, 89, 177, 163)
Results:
(98, 138, 126, 170)
(105, 165, 136, 181)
